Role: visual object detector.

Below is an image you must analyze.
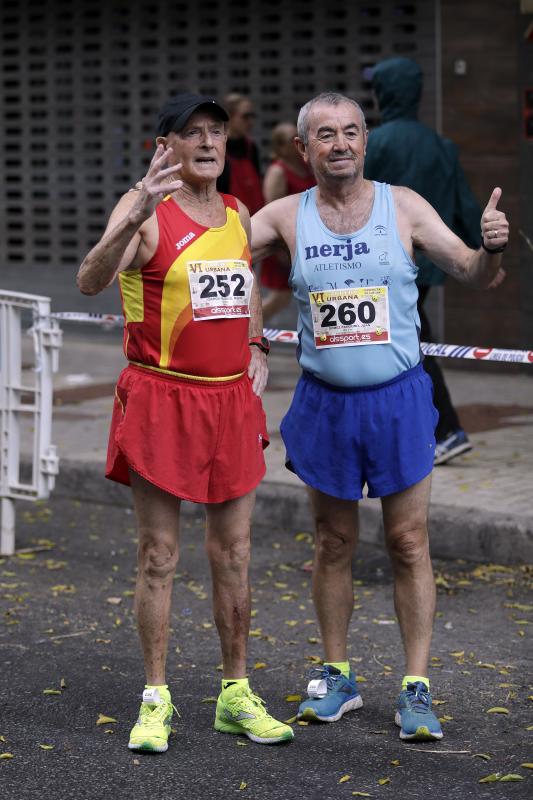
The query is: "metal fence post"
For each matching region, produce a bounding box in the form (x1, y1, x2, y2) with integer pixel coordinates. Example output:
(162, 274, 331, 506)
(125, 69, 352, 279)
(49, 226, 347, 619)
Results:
(0, 291, 61, 555)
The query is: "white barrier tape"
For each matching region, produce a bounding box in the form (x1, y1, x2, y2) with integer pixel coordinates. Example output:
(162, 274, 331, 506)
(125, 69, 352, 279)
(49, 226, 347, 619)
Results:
(50, 313, 533, 365)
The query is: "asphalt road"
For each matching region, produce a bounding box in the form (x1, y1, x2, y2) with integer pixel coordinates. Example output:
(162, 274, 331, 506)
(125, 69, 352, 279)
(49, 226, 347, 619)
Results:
(0, 497, 532, 799)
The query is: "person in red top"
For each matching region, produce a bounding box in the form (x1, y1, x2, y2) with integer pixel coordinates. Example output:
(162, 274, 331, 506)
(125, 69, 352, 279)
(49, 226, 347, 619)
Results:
(260, 123, 316, 321)
(217, 93, 264, 216)
(77, 93, 293, 752)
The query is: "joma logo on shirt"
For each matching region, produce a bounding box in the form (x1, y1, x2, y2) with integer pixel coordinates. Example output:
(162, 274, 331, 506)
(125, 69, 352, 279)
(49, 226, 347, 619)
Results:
(175, 232, 195, 250)
(305, 239, 370, 261)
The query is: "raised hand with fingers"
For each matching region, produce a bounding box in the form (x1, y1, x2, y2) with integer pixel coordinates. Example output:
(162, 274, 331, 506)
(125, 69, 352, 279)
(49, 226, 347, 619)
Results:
(480, 187, 509, 254)
(130, 145, 183, 224)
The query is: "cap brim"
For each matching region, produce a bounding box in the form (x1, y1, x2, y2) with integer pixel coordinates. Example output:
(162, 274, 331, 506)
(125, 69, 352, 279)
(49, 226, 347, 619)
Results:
(174, 101, 229, 132)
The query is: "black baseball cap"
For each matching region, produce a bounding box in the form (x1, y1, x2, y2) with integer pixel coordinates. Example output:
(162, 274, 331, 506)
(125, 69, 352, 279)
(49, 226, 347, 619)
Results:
(156, 93, 229, 136)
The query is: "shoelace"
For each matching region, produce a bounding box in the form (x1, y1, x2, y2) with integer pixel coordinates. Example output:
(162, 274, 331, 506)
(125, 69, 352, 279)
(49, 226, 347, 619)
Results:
(308, 666, 342, 691)
(139, 700, 179, 727)
(229, 688, 268, 717)
(405, 682, 431, 712)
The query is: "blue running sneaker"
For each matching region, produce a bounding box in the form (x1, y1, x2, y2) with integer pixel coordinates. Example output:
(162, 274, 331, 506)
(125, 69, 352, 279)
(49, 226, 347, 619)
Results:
(434, 429, 472, 465)
(297, 665, 363, 722)
(395, 681, 443, 741)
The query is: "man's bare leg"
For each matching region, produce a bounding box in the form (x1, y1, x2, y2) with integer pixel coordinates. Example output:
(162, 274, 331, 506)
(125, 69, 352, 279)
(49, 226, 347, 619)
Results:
(307, 488, 359, 662)
(130, 470, 181, 685)
(381, 474, 434, 677)
(204, 490, 255, 678)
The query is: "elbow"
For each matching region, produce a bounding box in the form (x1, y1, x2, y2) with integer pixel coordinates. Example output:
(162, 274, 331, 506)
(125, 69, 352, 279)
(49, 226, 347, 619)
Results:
(76, 269, 100, 296)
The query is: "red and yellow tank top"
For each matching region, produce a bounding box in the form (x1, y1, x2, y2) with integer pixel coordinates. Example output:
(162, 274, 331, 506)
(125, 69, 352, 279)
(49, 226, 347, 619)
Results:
(118, 193, 251, 381)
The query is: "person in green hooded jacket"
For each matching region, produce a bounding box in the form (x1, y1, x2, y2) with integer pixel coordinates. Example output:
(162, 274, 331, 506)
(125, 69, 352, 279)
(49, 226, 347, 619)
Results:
(364, 57, 492, 464)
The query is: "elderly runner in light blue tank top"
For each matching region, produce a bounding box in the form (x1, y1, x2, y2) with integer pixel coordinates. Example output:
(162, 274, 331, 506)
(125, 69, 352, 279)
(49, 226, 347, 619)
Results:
(251, 92, 509, 742)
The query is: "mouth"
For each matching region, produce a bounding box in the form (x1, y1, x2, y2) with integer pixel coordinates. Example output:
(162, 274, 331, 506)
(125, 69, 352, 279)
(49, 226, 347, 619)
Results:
(195, 157, 217, 165)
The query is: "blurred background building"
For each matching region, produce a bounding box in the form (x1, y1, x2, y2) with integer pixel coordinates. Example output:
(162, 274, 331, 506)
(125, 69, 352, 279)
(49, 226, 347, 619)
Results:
(0, 0, 531, 357)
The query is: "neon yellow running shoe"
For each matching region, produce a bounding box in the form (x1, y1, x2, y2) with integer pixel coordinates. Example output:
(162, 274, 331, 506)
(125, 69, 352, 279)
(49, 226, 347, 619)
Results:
(214, 684, 294, 745)
(128, 687, 174, 753)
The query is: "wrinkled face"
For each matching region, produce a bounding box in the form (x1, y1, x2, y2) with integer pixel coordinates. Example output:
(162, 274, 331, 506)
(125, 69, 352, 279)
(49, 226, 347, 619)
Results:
(230, 99, 256, 137)
(298, 102, 367, 181)
(159, 110, 227, 184)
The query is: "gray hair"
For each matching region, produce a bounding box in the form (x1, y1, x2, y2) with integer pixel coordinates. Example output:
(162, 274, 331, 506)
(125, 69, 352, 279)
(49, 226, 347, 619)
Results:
(297, 93, 367, 144)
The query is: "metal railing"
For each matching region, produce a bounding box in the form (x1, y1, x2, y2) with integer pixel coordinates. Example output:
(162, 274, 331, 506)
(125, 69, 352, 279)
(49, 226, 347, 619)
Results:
(0, 291, 62, 555)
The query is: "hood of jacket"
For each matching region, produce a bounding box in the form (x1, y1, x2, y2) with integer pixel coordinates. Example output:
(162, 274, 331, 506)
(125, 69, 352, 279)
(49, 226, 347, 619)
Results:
(371, 57, 422, 122)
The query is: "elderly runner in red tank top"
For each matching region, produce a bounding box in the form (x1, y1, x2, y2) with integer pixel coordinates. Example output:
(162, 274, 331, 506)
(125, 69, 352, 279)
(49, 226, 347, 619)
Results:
(77, 93, 293, 752)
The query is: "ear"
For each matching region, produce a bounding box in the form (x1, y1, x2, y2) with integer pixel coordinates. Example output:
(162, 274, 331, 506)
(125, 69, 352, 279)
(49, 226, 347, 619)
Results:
(294, 136, 308, 163)
(156, 136, 167, 147)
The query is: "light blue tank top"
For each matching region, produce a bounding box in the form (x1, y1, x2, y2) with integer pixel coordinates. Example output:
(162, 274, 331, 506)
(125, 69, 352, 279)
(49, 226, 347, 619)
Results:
(289, 182, 421, 387)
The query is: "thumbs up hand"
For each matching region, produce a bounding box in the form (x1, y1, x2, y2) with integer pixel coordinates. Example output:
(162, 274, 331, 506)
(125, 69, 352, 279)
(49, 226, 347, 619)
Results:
(481, 187, 509, 253)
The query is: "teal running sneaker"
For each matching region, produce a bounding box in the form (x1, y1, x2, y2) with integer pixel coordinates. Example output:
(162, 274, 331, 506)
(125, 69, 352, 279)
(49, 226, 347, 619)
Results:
(395, 681, 443, 741)
(128, 687, 175, 752)
(298, 665, 363, 722)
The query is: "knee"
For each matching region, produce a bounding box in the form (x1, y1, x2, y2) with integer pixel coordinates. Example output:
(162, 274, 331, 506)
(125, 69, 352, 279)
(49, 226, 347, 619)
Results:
(206, 537, 250, 572)
(139, 539, 179, 581)
(387, 526, 429, 568)
(314, 520, 354, 567)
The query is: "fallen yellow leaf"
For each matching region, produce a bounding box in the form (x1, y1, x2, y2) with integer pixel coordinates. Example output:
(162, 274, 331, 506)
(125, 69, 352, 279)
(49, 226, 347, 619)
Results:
(96, 714, 117, 725)
(378, 778, 391, 785)
(297, 720, 309, 726)
(479, 774, 501, 783)
(236, 741, 248, 746)
(449, 651, 464, 658)
(43, 689, 61, 695)
(432, 700, 446, 705)
(201, 697, 218, 704)
(253, 662, 267, 670)
(339, 775, 351, 783)
(0, 753, 14, 759)
(60, 677, 67, 689)
(500, 774, 523, 782)
(38, 744, 54, 750)
(486, 707, 509, 714)
(284, 715, 297, 724)
(239, 781, 247, 790)
(390, 759, 400, 766)
(472, 753, 491, 761)
(284, 694, 302, 703)
(520, 763, 533, 769)
(106, 597, 122, 605)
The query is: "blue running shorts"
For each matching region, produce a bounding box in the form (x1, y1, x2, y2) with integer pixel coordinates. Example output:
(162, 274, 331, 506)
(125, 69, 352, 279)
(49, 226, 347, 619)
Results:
(280, 364, 438, 500)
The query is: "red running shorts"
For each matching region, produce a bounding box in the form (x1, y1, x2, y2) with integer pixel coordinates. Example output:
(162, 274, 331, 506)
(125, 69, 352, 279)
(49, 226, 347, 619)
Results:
(105, 365, 269, 504)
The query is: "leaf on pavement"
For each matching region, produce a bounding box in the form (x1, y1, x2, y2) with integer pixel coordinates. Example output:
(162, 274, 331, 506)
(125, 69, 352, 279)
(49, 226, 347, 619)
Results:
(239, 781, 247, 790)
(390, 760, 400, 766)
(378, 777, 391, 785)
(339, 775, 351, 783)
(38, 744, 54, 750)
(253, 662, 267, 669)
(284, 694, 302, 702)
(520, 763, 533, 769)
(201, 697, 218, 704)
(96, 714, 117, 725)
(351, 793, 372, 797)
(486, 707, 509, 714)
(43, 689, 61, 695)
(236, 741, 247, 746)
(284, 715, 297, 724)
(0, 753, 14, 759)
(472, 753, 491, 761)
(479, 774, 501, 783)
(106, 597, 122, 605)
(60, 677, 67, 689)
(499, 774, 523, 782)
(432, 700, 446, 705)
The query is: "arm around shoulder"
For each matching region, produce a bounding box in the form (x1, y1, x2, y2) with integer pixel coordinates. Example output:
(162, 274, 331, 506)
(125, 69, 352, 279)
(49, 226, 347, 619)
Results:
(250, 194, 299, 262)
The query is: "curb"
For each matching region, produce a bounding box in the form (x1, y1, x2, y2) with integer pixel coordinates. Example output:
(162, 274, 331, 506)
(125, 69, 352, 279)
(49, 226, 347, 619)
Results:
(45, 460, 533, 565)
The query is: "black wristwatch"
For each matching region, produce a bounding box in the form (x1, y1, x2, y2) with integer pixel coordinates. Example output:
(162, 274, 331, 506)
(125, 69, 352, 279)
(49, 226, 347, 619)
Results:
(249, 336, 270, 355)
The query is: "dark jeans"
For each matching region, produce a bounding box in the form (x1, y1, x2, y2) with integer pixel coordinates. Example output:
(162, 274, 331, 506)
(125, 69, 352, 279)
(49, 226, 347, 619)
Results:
(417, 285, 461, 441)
